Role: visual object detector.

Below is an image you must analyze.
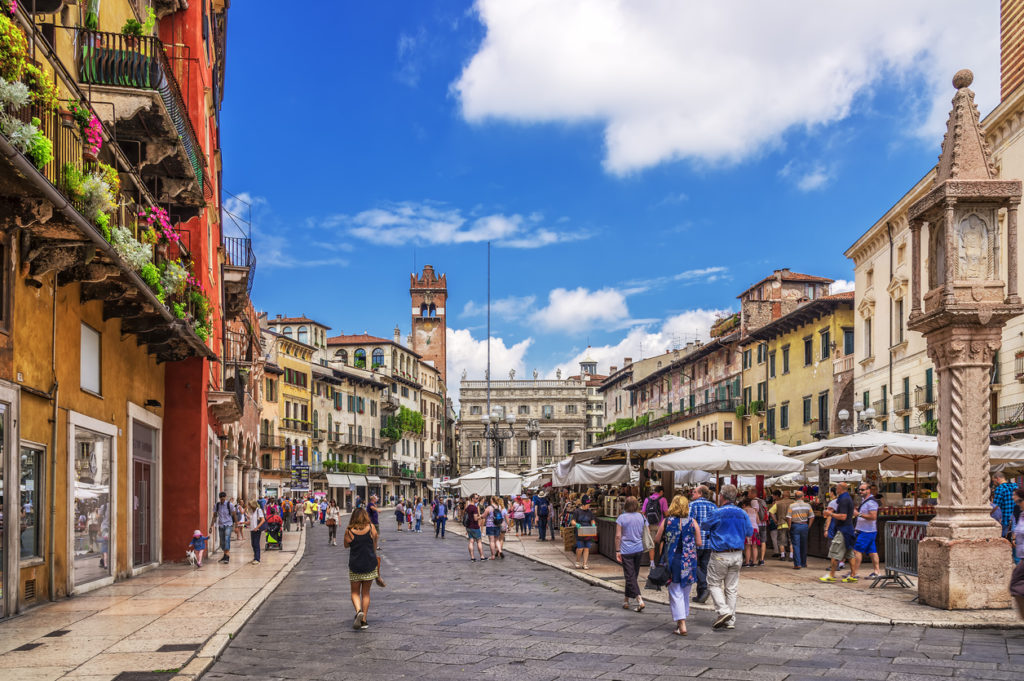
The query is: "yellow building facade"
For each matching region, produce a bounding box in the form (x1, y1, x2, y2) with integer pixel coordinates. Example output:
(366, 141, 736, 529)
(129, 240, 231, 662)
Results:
(741, 294, 856, 446)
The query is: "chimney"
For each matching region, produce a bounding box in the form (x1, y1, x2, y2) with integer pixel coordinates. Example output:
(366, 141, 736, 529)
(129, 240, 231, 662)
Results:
(624, 357, 633, 366)
(610, 365, 618, 373)
(394, 326, 401, 345)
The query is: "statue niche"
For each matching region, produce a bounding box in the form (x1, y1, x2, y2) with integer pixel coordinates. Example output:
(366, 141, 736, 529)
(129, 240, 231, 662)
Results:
(956, 212, 994, 280)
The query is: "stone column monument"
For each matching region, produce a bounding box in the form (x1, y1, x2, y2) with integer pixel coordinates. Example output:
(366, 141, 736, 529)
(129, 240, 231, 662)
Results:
(907, 70, 1021, 609)
(527, 419, 540, 470)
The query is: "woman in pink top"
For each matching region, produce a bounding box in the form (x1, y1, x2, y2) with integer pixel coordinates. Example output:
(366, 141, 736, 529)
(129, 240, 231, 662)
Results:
(739, 497, 761, 568)
(511, 497, 527, 536)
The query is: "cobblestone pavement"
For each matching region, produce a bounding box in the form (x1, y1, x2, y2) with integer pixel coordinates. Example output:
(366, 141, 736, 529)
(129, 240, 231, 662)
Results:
(204, 523, 1024, 681)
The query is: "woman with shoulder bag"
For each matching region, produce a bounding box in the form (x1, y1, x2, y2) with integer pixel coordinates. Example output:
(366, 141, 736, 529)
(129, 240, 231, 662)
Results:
(326, 499, 342, 546)
(654, 495, 701, 635)
(614, 496, 647, 611)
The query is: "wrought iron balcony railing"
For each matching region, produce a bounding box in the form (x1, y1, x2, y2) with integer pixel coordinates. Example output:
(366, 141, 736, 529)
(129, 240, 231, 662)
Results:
(76, 30, 207, 193)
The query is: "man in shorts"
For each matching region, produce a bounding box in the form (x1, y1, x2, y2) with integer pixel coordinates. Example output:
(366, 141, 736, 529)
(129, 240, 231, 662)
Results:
(465, 494, 484, 561)
(848, 482, 880, 580)
(820, 482, 856, 583)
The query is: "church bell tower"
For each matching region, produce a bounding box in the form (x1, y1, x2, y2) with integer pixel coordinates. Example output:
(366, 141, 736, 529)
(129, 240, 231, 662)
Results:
(410, 265, 448, 384)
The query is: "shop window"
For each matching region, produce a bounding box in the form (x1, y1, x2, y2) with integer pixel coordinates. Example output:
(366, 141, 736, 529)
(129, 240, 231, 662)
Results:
(80, 323, 101, 394)
(20, 445, 43, 559)
(73, 425, 113, 586)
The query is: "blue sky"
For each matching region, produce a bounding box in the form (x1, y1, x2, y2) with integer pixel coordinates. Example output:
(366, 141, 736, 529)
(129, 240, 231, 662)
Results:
(221, 1, 1000, 386)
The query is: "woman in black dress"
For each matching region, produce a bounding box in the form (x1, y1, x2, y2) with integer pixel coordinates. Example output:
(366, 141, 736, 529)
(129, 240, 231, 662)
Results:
(345, 508, 380, 630)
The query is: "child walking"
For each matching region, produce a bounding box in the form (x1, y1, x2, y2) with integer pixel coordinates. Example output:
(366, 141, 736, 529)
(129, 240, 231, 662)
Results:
(188, 530, 209, 568)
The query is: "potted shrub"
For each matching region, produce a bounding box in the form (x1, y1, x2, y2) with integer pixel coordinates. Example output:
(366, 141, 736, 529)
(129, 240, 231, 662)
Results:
(121, 18, 143, 47)
(82, 113, 102, 162)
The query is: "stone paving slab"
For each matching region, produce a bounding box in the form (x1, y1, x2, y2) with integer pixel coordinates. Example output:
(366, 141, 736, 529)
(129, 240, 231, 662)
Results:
(0, 523, 307, 680)
(204, 521, 1024, 681)
(444, 521, 1024, 627)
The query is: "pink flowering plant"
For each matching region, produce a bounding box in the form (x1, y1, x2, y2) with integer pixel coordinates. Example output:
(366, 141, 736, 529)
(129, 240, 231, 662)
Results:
(3, 1, 17, 17)
(84, 114, 102, 157)
(138, 205, 180, 245)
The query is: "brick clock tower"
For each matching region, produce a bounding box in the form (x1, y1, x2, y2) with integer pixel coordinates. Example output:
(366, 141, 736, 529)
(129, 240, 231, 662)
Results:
(411, 265, 448, 384)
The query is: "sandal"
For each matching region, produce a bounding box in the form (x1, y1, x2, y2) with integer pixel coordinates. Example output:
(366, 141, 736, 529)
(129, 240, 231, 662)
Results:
(575, 562, 582, 569)
(623, 601, 630, 609)
(582, 564, 591, 570)
(635, 601, 645, 613)
(674, 629, 688, 636)
(375, 576, 386, 588)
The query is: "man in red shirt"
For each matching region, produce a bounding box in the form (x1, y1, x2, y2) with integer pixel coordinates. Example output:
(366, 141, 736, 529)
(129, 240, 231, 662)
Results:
(464, 494, 484, 561)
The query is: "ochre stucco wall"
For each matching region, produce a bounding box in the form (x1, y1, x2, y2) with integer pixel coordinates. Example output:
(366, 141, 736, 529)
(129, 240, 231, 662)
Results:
(13, 272, 163, 601)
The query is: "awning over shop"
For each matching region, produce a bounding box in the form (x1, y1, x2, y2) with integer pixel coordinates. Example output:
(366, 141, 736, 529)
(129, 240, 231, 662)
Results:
(365, 475, 383, 484)
(326, 474, 351, 488)
(348, 475, 368, 487)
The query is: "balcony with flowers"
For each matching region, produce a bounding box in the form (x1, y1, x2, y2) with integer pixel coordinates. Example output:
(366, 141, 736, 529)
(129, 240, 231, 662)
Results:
(0, 6, 212, 361)
(70, 7, 208, 216)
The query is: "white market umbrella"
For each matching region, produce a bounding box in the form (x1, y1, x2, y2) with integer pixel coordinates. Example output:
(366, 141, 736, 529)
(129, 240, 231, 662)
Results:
(648, 443, 804, 476)
(819, 440, 1024, 519)
(784, 431, 936, 463)
(457, 467, 524, 497)
(571, 434, 705, 464)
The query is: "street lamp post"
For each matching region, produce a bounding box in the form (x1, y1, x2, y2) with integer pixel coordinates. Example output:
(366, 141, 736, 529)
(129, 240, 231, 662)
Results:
(482, 410, 516, 496)
(837, 402, 876, 434)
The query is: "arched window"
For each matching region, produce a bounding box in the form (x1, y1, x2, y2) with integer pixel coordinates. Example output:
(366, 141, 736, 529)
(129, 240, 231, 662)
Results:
(420, 303, 428, 317)
(429, 303, 436, 317)
(282, 326, 293, 338)
(297, 326, 308, 344)
(372, 348, 384, 368)
(336, 349, 348, 364)
(312, 411, 319, 430)
(327, 413, 332, 433)
(392, 349, 397, 367)
(354, 348, 366, 368)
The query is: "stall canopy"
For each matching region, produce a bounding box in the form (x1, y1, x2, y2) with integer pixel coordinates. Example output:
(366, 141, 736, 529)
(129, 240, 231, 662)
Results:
(784, 431, 936, 463)
(648, 443, 804, 476)
(326, 474, 351, 488)
(818, 440, 1024, 472)
(552, 459, 632, 487)
(570, 434, 705, 463)
(457, 467, 524, 497)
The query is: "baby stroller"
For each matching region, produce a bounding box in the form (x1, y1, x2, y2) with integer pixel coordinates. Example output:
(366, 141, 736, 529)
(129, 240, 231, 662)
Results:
(264, 513, 283, 551)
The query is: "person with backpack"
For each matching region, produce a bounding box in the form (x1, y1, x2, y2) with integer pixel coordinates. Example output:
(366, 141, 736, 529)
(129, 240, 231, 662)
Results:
(209, 492, 237, 564)
(535, 492, 552, 541)
(642, 487, 668, 566)
(282, 498, 293, 532)
(483, 496, 504, 559)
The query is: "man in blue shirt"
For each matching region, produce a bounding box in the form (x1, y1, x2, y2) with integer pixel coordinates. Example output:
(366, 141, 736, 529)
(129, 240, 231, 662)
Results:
(701, 484, 752, 630)
(993, 472, 1017, 538)
(689, 485, 717, 604)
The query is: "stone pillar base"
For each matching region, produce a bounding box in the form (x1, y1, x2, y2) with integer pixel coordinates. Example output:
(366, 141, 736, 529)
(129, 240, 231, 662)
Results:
(917, 536, 1013, 609)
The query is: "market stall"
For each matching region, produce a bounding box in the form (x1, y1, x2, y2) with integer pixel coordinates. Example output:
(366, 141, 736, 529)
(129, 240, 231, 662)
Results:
(456, 467, 524, 497)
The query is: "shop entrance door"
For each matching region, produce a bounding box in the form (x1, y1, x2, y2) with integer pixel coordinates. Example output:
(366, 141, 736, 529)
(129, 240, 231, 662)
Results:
(133, 460, 152, 566)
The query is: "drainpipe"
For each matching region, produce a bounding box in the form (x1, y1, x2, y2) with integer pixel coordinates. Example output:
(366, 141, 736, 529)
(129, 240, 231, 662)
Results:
(47, 271, 58, 602)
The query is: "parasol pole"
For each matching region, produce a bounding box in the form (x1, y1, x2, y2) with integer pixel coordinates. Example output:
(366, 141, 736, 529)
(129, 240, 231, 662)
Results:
(913, 459, 919, 521)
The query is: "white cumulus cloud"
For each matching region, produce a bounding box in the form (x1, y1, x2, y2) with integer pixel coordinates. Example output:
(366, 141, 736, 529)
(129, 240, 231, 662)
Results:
(454, 0, 998, 175)
(830, 279, 856, 294)
(447, 328, 533, 406)
(531, 287, 634, 333)
(334, 201, 589, 249)
(549, 309, 732, 378)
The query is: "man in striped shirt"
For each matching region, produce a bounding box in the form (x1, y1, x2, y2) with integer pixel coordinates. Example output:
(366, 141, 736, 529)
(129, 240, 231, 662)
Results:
(785, 490, 814, 569)
(690, 485, 717, 603)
